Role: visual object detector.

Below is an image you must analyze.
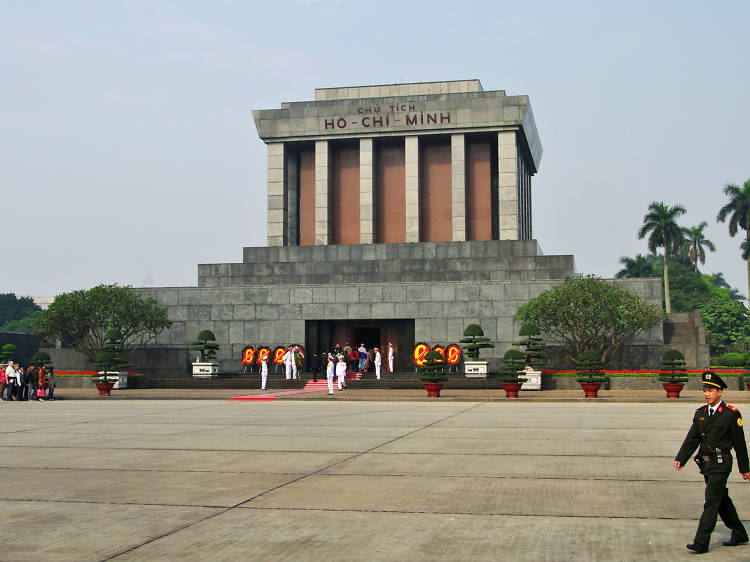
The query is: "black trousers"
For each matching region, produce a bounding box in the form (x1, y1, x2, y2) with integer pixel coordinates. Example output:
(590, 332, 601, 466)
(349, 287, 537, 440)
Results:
(694, 470, 748, 545)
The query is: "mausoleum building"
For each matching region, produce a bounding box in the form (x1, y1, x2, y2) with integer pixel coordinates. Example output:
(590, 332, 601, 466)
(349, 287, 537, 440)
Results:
(138, 80, 663, 373)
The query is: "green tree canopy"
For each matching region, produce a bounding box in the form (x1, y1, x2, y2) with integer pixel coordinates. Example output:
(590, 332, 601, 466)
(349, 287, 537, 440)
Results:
(716, 178, 750, 301)
(0, 293, 42, 333)
(515, 275, 662, 363)
(638, 201, 687, 314)
(35, 284, 172, 362)
(684, 222, 716, 272)
(615, 254, 659, 279)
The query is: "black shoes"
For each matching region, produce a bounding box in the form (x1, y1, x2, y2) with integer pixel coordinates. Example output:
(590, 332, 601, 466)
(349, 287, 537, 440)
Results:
(686, 543, 708, 554)
(723, 536, 749, 547)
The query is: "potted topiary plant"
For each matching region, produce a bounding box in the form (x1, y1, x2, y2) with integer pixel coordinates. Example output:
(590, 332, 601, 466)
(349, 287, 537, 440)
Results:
(659, 349, 689, 399)
(190, 329, 221, 377)
(93, 328, 130, 395)
(460, 323, 495, 378)
(513, 322, 546, 390)
(499, 349, 527, 398)
(575, 350, 607, 398)
(419, 349, 449, 397)
(0, 343, 17, 364)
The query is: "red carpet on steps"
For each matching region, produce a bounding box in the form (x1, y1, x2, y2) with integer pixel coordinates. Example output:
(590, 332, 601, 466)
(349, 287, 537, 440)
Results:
(232, 373, 363, 401)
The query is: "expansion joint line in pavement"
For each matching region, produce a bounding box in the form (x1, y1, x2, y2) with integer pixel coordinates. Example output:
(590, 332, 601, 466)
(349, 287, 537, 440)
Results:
(102, 402, 484, 561)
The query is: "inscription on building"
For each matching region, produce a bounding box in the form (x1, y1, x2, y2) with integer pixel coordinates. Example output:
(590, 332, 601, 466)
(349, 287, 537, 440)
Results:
(324, 103, 452, 130)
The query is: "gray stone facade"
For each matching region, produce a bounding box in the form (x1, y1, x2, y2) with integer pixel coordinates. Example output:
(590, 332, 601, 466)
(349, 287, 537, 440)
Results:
(136, 240, 663, 374)
(120, 80, 667, 378)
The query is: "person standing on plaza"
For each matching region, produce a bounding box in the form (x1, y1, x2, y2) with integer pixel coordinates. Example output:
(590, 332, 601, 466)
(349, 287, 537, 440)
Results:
(336, 353, 347, 391)
(388, 343, 395, 373)
(326, 353, 335, 395)
(0, 362, 7, 400)
(6, 361, 19, 400)
(675, 371, 749, 553)
(283, 347, 293, 380)
(357, 343, 367, 372)
(46, 366, 55, 400)
(373, 347, 382, 380)
(37, 365, 47, 401)
(260, 355, 268, 390)
(27, 364, 37, 401)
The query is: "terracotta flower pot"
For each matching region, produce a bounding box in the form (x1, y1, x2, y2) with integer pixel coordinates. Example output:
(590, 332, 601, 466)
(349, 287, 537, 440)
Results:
(95, 382, 115, 396)
(423, 382, 444, 398)
(501, 381, 523, 398)
(578, 382, 602, 398)
(662, 382, 685, 399)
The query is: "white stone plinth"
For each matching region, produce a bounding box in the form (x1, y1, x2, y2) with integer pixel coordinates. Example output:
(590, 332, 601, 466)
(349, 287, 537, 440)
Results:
(192, 362, 220, 378)
(100, 371, 128, 389)
(521, 366, 542, 390)
(464, 361, 488, 379)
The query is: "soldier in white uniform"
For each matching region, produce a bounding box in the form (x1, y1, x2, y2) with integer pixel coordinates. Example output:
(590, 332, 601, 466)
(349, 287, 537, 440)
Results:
(388, 343, 395, 373)
(336, 354, 347, 391)
(326, 353, 335, 395)
(283, 348, 293, 380)
(260, 356, 268, 390)
(374, 347, 382, 380)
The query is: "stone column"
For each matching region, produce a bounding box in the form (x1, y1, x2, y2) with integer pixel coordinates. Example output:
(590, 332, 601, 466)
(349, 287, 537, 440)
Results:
(286, 148, 299, 246)
(405, 135, 420, 243)
(314, 140, 330, 245)
(497, 131, 518, 240)
(359, 138, 374, 244)
(267, 142, 286, 247)
(451, 134, 466, 241)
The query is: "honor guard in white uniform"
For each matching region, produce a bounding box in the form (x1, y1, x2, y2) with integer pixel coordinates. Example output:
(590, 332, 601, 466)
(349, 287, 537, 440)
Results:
(260, 356, 268, 390)
(388, 343, 395, 373)
(283, 348, 293, 380)
(326, 353, 335, 395)
(374, 347, 382, 380)
(336, 354, 347, 391)
(291, 346, 299, 380)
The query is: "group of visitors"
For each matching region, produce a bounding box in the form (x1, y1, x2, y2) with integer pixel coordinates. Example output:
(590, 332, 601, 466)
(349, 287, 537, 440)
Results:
(0, 361, 56, 401)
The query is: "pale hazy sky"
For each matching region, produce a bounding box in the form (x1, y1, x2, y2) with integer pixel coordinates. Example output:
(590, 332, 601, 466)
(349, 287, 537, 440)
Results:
(2, 1, 749, 298)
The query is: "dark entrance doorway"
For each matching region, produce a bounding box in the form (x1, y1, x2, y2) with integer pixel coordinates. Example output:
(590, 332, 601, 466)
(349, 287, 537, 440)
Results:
(305, 319, 414, 372)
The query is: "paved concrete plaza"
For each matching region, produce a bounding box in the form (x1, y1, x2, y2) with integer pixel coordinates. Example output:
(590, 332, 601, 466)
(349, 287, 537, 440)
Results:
(2, 399, 749, 561)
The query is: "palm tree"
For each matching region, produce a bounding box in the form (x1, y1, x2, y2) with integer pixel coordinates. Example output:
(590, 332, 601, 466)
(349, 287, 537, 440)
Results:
(717, 179, 750, 302)
(684, 222, 716, 272)
(638, 201, 686, 314)
(615, 254, 658, 278)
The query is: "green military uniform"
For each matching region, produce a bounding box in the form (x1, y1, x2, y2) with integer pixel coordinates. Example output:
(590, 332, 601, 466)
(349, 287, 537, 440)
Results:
(675, 372, 749, 549)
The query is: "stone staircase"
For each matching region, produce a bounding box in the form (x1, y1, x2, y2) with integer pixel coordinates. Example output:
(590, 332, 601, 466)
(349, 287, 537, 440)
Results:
(663, 311, 710, 369)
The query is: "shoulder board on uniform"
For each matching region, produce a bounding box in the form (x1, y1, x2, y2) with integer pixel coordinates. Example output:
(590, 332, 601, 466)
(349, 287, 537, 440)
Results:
(726, 404, 738, 412)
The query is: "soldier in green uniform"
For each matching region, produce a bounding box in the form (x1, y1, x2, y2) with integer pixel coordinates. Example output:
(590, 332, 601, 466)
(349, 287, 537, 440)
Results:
(675, 371, 750, 553)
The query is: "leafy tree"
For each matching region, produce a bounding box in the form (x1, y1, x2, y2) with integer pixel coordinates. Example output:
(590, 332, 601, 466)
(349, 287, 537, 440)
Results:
(35, 284, 172, 362)
(683, 222, 716, 272)
(0, 294, 42, 333)
(95, 328, 131, 372)
(575, 350, 607, 383)
(190, 329, 220, 362)
(638, 201, 687, 313)
(615, 254, 659, 278)
(717, 179, 750, 302)
(0, 344, 17, 362)
(31, 351, 52, 367)
(459, 323, 495, 360)
(515, 274, 662, 363)
(659, 349, 688, 383)
(418, 349, 449, 383)
(708, 273, 746, 302)
(498, 349, 527, 384)
(513, 322, 546, 370)
(700, 294, 750, 355)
